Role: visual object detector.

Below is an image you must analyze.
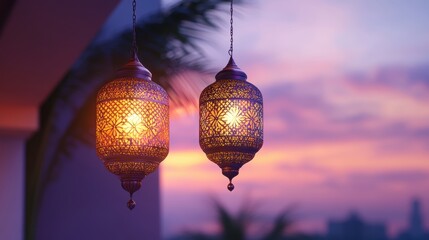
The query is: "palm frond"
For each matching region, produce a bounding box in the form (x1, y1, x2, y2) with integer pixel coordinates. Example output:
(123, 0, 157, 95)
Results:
(261, 209, 292, 240)
(180, 199, 293, 240)
(215, 201, 248, 240)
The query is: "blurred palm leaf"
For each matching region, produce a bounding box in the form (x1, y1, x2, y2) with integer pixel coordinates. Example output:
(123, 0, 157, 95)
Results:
(24, 0, 245, 239)
(216, 200, 250, 240)
(181, 199, 292, 240)
(261, 209, 292, 240)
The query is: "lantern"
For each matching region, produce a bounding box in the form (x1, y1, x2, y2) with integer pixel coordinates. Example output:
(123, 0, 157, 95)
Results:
(96, 56, 169, 209)
(199, 0, 263, 191)
(199, 57, 263, 191)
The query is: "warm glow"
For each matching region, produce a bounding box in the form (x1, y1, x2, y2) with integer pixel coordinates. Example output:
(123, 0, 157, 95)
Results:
(122, 113, 147, 139)
(96, 72, 169, 179)
(223, 106, 244, 128)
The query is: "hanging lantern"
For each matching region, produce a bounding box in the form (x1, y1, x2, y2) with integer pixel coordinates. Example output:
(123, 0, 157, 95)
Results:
(95, 0, 169, 210)
(96, 56, 169, 209)
(199, 57, 263, 191)
(199, 0, 263, 191)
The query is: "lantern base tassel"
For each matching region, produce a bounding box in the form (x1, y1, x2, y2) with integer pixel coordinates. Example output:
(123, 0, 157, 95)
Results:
(227, 181, 235, 192)
(222, 167, 239, 192)
(121, 178, 143, 210)
(127, 197, 136, 210)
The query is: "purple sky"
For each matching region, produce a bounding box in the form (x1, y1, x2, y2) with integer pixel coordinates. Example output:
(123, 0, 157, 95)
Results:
(160, 0, 429, 238)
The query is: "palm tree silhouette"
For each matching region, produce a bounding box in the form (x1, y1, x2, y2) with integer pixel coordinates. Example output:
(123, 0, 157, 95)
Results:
(175, 200, 293, 240)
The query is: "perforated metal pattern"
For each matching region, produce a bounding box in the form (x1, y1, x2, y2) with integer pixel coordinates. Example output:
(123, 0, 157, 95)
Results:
(199, 79, 263, 180)
(96, 77, 169, 179)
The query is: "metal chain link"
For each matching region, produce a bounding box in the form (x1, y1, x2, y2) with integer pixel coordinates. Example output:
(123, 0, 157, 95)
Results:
(228, 0, 234, 57)
(132, 0, 138, 56)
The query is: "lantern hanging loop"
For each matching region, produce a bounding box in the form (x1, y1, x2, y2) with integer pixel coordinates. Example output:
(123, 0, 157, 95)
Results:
(132, 0, 138, 57)
(228, 0, 234, 57)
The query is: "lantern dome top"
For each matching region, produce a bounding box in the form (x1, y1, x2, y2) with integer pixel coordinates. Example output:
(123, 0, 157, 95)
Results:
(97, 58, 168, 105)
(200, 78, 263, 104)
(115, 55, 152, 80)
(215, 57, 247, 81)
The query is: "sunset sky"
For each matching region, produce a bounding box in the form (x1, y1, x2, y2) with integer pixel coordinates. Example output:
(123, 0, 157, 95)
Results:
(160, 0, 429, 238)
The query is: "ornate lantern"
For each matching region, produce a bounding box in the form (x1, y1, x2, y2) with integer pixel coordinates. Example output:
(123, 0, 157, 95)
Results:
(199, 57, 263, 191)
(95, 0, 169, 210)
(199, 0, 263, 191)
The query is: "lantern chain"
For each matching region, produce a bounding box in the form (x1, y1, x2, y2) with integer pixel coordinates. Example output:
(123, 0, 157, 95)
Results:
(132, 0, 138, 57)
(228, 0, 234, 57)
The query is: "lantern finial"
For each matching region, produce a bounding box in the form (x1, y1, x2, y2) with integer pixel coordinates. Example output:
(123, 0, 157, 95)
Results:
(227, 182, 235, 192)
(215, 57, 247, 81)
(115, 57, 151, 80)
(127, 199, 136, 210)
(222, 166, 239, 191)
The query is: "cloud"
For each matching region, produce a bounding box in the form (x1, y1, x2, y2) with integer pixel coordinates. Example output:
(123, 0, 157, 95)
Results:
(345, 65, 429, 97)
(351, 170, 429, 184)
(258, 63, 429, 146)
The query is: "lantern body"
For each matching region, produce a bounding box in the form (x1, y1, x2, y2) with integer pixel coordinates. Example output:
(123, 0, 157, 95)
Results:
(199, 58, 263, 190)
(96, 58, 169, 208)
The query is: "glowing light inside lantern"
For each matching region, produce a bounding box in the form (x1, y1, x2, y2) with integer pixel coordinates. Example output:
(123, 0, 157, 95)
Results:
(123, 113, 147, 139)
(223, 106, 243, 128)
